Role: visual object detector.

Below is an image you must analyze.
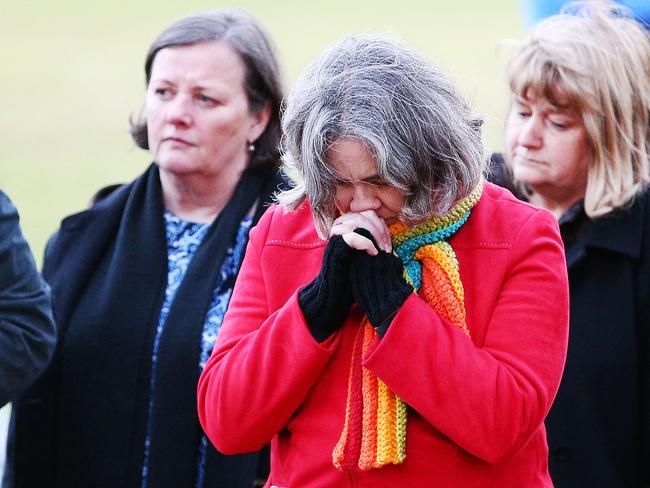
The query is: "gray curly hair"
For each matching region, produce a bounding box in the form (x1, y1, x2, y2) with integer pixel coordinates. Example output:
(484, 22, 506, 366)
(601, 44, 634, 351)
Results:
(276, 34, 485, 237)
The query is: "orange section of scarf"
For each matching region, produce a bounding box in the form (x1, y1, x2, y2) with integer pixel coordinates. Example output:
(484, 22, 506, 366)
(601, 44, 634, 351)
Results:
(332, 183, 482, 471)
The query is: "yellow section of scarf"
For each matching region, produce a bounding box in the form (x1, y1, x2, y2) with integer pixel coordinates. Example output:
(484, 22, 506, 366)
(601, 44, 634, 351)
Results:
(332, 183, 482, 471)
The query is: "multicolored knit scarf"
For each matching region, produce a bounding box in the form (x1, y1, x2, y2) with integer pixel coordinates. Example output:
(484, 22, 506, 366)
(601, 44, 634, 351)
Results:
(332, 182, 483, 471)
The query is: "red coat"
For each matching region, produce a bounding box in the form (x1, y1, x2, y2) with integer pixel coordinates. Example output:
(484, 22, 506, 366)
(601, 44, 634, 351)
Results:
(198, 182, 569, 487)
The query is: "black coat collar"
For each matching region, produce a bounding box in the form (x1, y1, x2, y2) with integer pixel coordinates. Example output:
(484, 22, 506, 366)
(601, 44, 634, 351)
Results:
(43, 178, 137, 328)
(566, 192, 648, 268)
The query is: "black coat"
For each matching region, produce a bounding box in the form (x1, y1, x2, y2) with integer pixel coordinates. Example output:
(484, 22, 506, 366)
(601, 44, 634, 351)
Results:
(546, 191, 650, 488)
(3, 165, 282, 488)
(490, 154, 650, 487)
(0, 190, 55, 407)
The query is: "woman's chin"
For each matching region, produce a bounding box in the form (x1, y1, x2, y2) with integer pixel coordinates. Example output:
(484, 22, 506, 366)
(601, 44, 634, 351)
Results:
(384, 216, 400, 225)
(156, 159, 201, 176)
(512, 168, 545, 189)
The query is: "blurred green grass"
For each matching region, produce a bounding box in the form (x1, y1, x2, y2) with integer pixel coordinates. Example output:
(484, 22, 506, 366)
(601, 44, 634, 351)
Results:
(0, 0, 523, 262)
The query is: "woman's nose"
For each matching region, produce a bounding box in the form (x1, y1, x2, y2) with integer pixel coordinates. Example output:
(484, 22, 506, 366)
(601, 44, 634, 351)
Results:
(518, 117, 542, 148)
(348, 185, 381, 213)
(165, 95, 192, 127)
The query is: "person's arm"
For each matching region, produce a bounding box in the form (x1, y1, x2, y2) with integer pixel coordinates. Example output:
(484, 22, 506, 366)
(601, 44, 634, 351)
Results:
(0, 191, 56, 407)
(360, 209, 569, 463)
(197, 207, 342, 454)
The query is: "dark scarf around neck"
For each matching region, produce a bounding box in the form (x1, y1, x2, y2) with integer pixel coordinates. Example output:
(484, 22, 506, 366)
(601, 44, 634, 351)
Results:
(50, 164, 274, 487)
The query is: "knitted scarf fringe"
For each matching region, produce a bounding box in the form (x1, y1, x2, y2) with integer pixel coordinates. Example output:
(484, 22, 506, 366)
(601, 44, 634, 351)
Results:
(333, 183, 483, 471)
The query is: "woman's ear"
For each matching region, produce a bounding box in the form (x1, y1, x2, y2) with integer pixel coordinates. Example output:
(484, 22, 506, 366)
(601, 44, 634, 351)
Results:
(247, 102, 272, 143)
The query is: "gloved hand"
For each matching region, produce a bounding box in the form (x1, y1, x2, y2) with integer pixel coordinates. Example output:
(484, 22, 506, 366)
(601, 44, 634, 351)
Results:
(299, 234, 354, 342)
(349, 228, 412, 337)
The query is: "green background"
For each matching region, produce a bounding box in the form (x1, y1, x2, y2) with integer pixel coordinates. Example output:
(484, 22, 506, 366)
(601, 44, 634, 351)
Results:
(1, 0, 524, 261)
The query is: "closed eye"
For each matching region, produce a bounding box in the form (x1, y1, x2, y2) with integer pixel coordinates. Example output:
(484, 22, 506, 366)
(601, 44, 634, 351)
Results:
(334, 179, 352, 188)
(363, 178, 388, 188)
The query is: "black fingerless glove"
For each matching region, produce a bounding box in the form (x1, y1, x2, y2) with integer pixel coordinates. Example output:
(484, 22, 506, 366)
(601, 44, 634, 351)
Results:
(299, 234, 354, 342)
(349, 228, 412, 337)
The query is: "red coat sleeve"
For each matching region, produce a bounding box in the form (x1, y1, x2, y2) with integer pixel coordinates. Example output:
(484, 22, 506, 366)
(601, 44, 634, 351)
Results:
(363, 208, 569, 464)
(197, 208, 337, 454)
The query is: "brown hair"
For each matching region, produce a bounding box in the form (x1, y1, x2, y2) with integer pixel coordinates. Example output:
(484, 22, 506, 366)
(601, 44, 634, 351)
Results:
(129, 8, 283, 169)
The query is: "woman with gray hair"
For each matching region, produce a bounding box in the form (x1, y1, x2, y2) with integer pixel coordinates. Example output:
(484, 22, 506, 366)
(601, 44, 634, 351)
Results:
(5, 8, 283, 488)
(198, 35, 569, 486)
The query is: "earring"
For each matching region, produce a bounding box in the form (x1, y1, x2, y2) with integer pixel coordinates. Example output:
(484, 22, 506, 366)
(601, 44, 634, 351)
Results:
(247, 142, 256, 153)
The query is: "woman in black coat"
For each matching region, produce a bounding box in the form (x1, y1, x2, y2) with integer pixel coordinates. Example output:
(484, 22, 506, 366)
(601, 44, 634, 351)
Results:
(491, 4, 650, 487)
(4, 9, 283, 488)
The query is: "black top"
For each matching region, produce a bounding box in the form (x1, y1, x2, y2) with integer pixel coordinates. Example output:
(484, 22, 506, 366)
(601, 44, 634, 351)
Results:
(489, 153, 650, 488)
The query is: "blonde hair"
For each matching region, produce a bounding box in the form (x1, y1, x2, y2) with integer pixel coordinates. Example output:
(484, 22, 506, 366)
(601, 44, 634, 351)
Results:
(507, 1, 650, 217)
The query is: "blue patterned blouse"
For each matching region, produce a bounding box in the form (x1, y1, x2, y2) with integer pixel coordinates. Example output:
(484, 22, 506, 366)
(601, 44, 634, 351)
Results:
(141, 210, 253, 488)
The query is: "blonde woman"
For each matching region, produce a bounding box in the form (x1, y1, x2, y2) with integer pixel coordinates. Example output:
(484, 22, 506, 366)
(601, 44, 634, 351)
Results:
(491, 3, 650, 486)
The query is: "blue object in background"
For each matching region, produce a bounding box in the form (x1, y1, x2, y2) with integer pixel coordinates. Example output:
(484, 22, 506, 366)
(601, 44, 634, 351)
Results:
(521, 0, 650, 29)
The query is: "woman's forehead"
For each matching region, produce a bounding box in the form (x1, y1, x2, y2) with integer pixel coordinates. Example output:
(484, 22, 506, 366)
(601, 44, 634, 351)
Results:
(514, 86, 578, 114)
(150, 42, 245, 84)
